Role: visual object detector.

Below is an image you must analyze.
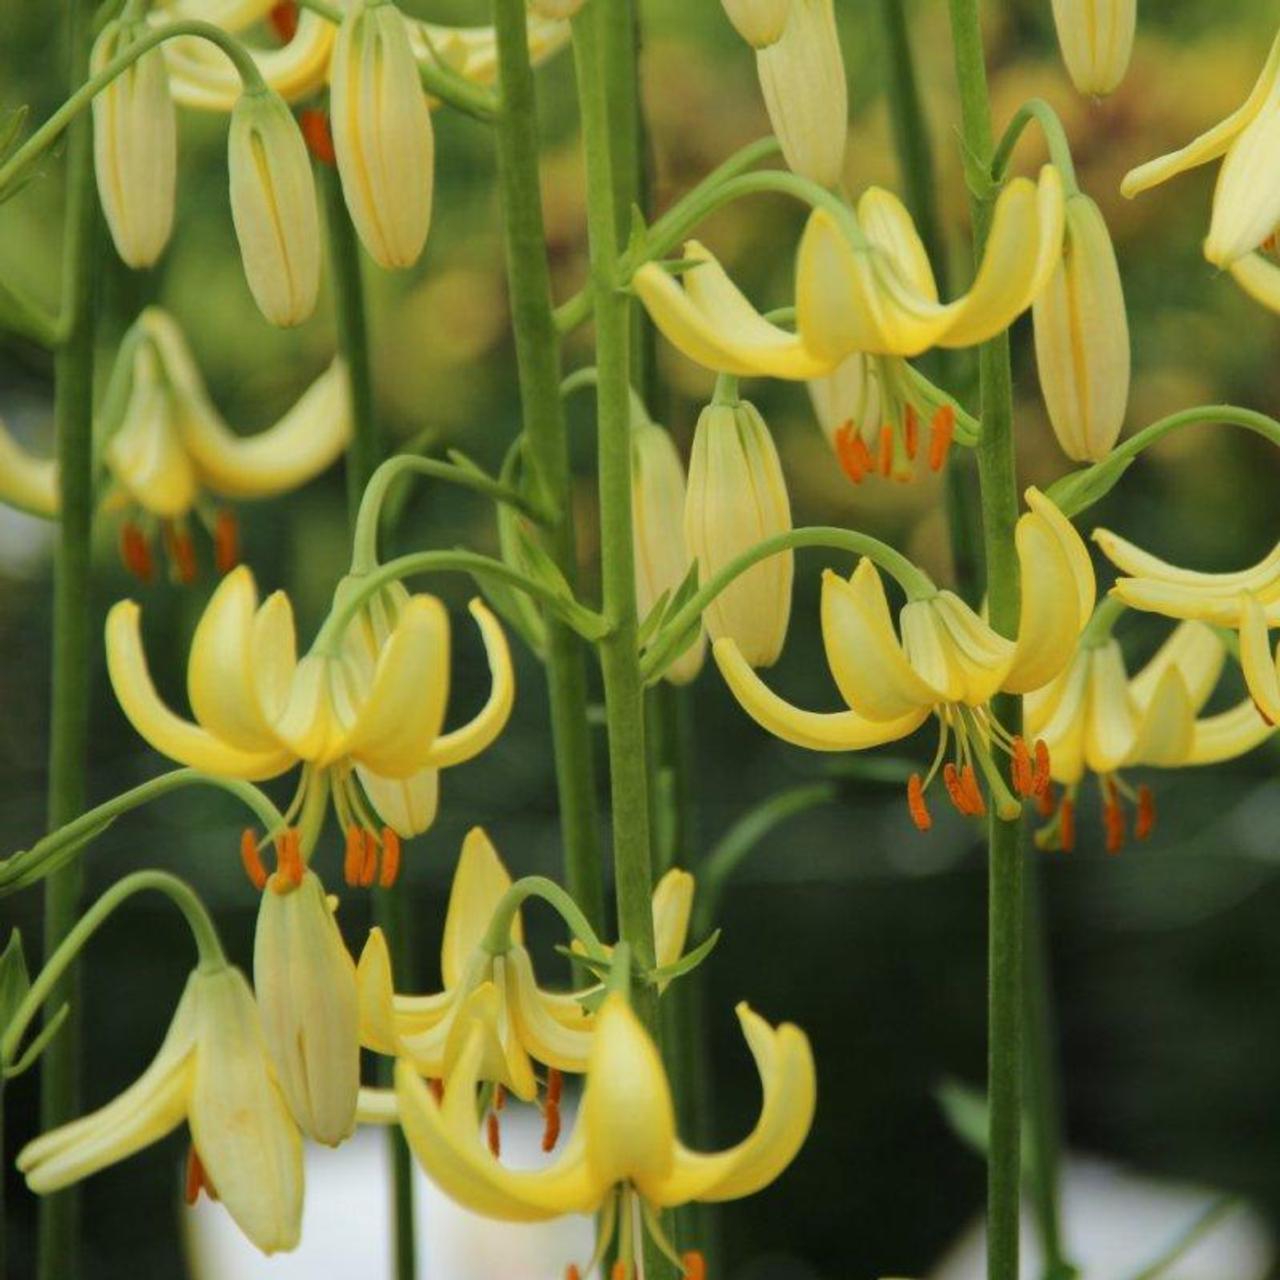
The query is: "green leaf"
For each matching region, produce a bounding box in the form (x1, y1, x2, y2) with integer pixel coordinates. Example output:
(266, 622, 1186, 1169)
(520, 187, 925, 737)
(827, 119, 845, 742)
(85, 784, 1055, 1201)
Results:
(5, 1003, 69, 1079)
(637, 588, 672, 649)
(648, 929, 721, 987)
(1044, 454, 1133, 519)
(934, 1077, 1033, 1177)
(0, 105, 29, 159)
(0, 930, 30, 1032)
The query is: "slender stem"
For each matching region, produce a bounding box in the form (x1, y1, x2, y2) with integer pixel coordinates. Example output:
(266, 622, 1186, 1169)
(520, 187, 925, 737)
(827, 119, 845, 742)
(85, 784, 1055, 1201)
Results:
(38, 2, 98, 1273)
(492, 0, 606, 935)
(1126, 1197, 1239, 1280)
(991, 98, 1080, 191)
(479, 876, 607, 959)
(947, 6, 1025, 1280)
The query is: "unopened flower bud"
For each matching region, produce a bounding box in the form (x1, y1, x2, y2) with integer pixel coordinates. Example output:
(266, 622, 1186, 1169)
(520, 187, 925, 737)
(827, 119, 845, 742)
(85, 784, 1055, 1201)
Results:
(330, 0, 435, 270)
(685, 398, 793, 668)
(254, 868, 360, 1147)
(721, 0, 790, 48)
(228, 88, 320, 326)
(1032, 193, 1129, 462)
(755, 0, 847, 188)
(632, 420, 706, 685)
(91, 20, 177, 268)
(1051, 0, 1135, 97)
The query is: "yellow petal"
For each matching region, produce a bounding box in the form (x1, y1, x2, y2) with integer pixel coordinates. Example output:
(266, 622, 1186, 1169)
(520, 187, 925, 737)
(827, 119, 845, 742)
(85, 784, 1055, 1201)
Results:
(0, 420, 58, 518)
(1129, 620, 1225, 715)
(1024, 653, 1089, 785)
(1239, 593, 1280, 724)
(1127, 664, 1195, 767)
(1082, 641, 1138, 773)
(634, 245, 833, 379)
(1094, 528, 1280, 592)
(721, 0, 790, 47)
(271, 653, 340, 764)
(503, 944, 594, 1073)
(856, 187, 939, 301)
(424, 600, 514, 768)
(652, 868, 694, 973)
(1187, 698, 1276, 765)
(1227, 249, 1280, 315)
(357, 764, 441, 838)
(928, 593, 1016, 706)
(821, 563, 941, 718)
(647, 1002, 815, 1207)
(106, 600, 294, 780)
(1051, 0, 1135, 96)
(441, 977, 537, 1102)
(1205, 98, 1280, 265)
(1121, 29, 1280, 198)
(713, 637, 928, 750)
(442, 828, 522, 989)
(356, 927, 410, 1057)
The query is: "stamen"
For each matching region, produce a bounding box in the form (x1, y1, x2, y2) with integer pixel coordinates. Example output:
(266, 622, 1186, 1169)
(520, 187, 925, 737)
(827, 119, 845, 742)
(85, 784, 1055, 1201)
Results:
(547, 1067, 564, 1106)
(378, 827, 402, 888)
(486, 1111, 501, 1158)
(1102, 782, 1125, 855)
(850, 433, 873, 477)
(907, 773, 932, 831)
(878, 424, 893, 477)
(268, 0, 299, 42)
(834, 422, 866, 484)
(164, 524, 198, 585)
(428, 1078, 443, 1104)
(300, 108, 336, 166)
(682, 1252, 707, 1280)
(276, 828, 304, 888)
(928, 405, 955, 471)
(240, 829, 268, 891)
(1036, 780, 1057, 820)
(611, 1264, 631, 1280)
(1059, 797, 1076, 852)
(566, 1268, 581, 1280)
(184, 1146, 217, 1204)
(904, 405, 919, 460)
(943, 762, 971, 814)
(360, 829, 378, 887)
(343, 826, 363, 888)
(961, 765, 986, 816)
(1011, 736, 1033, 796)
(120, 522, 154, 583)
(493, 1083, 506, 1113)
(1135, 785, 1155, 841)
(542, 1101, 561, 1152)
(1032, 740, 1052, 797)
(213, 509, 239, 576)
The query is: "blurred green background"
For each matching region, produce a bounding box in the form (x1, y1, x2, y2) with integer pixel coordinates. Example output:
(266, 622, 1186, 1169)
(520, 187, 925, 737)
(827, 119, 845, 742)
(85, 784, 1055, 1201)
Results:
(2, 0, 1280, 1276)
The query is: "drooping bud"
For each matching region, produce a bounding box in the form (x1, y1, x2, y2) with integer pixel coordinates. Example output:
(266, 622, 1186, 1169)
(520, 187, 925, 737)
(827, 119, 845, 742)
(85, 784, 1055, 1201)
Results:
(1032, 193, 1129, 462)
(755, 0, 847, 188)
(685, 397, 793, 667)
(330, 0, 435, 270)
(227, 88, 321, 326)
(91, 20, 177, 268)
(632, 420, 706, 685)
(721, 0, 790, 48)
(1050, 0, 1136, 97)
(254, 868, 360, 1146)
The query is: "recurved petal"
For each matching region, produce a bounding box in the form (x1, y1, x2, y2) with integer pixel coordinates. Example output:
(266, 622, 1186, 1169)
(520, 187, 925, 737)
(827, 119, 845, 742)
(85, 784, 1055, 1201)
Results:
(1024, 655, 1089, 785)
(856, 187, 939, 301)
(442, 828, 522, 988)
(796, 208, 890, 359)
(440, 978, 537, 1102)
(357, 764, 440, 838)
(356, 927, 410, 1057)
(1127, 665, 1196, 767)
(1129, 621, 1225, 714)
(634, 246, 832, 379)
(271, 654, 339, 764)
(1187, 698, 1276, 765)
(0, 421, 58, 518)
(1239, 593, 1280, 724)
(929, 594, 1016, 706)
(1205, 102, 1280, 265)
(822, 563, 941, 718)
(713, 637, 928, 750)
(106, 600, 294, 780)
(646, 1002, 815, 1207)
(1082, 642, 1139, 773)
(503, 944, 594, 1074)
(1228, 249, 1280, 316)
(424, 600, 514, 769)
(1094, 528, 1280, 595)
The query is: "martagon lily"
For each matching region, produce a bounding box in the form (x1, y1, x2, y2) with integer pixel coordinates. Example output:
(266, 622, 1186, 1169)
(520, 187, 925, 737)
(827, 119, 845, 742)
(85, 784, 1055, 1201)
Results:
(714, 489, 1096, 828)
(105, 565, 514, 884)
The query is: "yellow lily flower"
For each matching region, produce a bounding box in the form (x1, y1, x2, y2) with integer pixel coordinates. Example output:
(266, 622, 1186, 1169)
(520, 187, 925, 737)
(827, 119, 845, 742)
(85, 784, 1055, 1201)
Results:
(0, 421, 58, 518)
(105, 566, 514, 881)
(685, 396, 793, 668)
(103, 307, 350, 582)
(1121, 25, 1280, 308)
(632, 418, 706, 685)
(721, 0, 790, 48)
(635, 167, 1065, 374)
(92, 18, 177, 268)
(405, 15, 571, 94)
(357, 828, 693, 1113)
(713, 488, 1096, 828)
(1050, 0, 1136, 97)
(1025, 618, 1274, 852)
(253, 862, 360, 1146)
(395, 991, 815, 1280)
(18, 963, 303, 1255)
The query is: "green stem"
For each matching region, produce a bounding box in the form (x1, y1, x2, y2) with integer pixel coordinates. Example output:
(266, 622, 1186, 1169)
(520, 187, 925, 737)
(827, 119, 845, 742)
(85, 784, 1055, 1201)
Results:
(39, 1, 98, 1272)
(991, 98, 1079, 191)
(479, 876, 608, 959)
(947, 6, 1025, 1280)
(492, 0, 606, 937)
(3, 871, 225, 1071)
(1126, 1197, 1239, 1280)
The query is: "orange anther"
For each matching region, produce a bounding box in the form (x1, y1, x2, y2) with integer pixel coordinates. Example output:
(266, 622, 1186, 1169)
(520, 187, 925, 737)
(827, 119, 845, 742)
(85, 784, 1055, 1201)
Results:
(300, 107, 336, 166)
(546, 1067, 564, 1106)
(682, 1251, 707, 1280)
(360, 829, 378, 887)
(1011, 736, 1033, 796)
(943, 763, 970, 814)
(343, 826, 363, 888)
(904, 405, 919, 460)
(566, 1268, 582, 1280)
(164, 524, 198, 585)
(907, 773, 932, 831)
(611, 1264, 631, 1280)
(120, 522, 154, 583)
(1135, 784, 1155, 841)
(486, 1111, 501, 1158)
(541, 1101, 561, 1152)
(268, 0, 298, 42)
(1104, 800, 1125, 855)
(276, 828, 304, 887)
(834, 422, 866, 483)
(493, 1083, 506, 1113)
(378, 827, 402, 888)
(1059, 797, 1076, 852)
(213, 509, 239, 576)
(1036, 780, 1057, 820)
(928, 404, 955, 471)
(1032, 740, 1051, 797)
(184, 1146, 217, 1204)
(961, 764, 986, 816)
(428, 1078, 444, 1104)
(240, 829, 268, 891)
(850, 433, 873, 477)
(878, 424, 893, 477)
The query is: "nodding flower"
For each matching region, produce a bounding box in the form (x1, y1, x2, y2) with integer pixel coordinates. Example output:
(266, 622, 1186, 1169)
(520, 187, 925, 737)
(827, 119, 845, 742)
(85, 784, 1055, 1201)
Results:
(1025, 617, 1275, 853)
(713, 489, 1096, 829)
(720, 0, 790, 48)
(105, 566, 514, 881)
(1050, 0, 1136, 97)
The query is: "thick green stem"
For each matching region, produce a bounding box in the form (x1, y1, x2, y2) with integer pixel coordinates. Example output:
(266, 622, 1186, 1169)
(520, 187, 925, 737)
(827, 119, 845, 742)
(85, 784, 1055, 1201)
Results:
(39, 2, 98, 1273)
(946, 6, 1025, 1280)
(492, 0, 606, 935)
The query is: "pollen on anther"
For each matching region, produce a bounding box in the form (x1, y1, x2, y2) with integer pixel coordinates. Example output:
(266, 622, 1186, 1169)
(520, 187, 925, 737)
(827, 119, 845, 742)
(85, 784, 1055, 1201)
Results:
(611, 1263, 631, 1280)
(1135, 785, 1155, 841)
(184, 1146, 217, 1205)
(120, 522, 154, 583)
(214, 509, 239, 576)
(240, 830, 268, 891)
(268, 0, 299, 42)
(907, 773, 932, 831)
(300, 108, 336, 166)
(1104, 801, 1125, 856)
(542, 1101, 562, 1152)
(834, 422, 866, 484)
(961, 764, 986, 816)
(379, 828, 402, 888)
(904, 406, 919, 460)
(546, 1067, 564, 1106)
(1059, 797, 1077, 852)
(277, 828, 304, 887)
(343, 826, 363, 887)
(1011, 736, 1033, 796)
(681, 1251, 707, 1280)
(360, 829, 378, 887)
(428, 1078, 444, 1104)
(486, 1111, 501, 1158)
(929, 405, 955, 471)
(1032, 740, 1051, 797)
(565, 1267, 582, 1280)
(1037, 780, 1057, 819)
(942, 762, 970, 814)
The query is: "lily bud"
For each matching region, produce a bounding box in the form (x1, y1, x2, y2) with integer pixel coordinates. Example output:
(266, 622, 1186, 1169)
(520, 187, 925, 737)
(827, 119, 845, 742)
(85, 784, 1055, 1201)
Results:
(1050, 0, 1135, 97)
(755, 0, 847, 188)
(633, 420, 706, 685)
(227, 89, 320, 326)
(254, 869, 360, 1147)
(330, 0, 435, 270)
(685, 398, 793, 668)
(1032, 193, 1130, 462)
(722, 0, 790, 48)
(92, 21, 177, 269)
